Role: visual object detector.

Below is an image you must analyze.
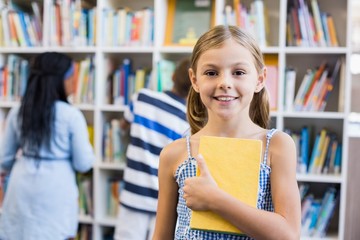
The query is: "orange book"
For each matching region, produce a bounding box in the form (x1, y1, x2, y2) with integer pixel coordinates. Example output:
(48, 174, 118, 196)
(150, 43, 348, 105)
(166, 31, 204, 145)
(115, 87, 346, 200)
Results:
(302, 61, 327, 108)
(164, 0, 176, 45)
(327, 15, 338, 47)
(7, 12, 19, 46)
(233, 0, 242, 26)
(55, 3, 62, 45)
(190, 136, 262, 235)
(2, 66, 7, 97)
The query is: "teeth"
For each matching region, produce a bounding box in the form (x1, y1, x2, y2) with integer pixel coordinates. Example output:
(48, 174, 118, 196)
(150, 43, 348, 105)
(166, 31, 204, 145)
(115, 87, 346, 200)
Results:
(217, 97, 235, 101)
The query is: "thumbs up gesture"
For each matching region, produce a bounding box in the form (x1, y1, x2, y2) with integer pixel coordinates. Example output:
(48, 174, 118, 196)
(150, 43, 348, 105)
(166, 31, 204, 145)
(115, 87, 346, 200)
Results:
(183, 154, 218, 211)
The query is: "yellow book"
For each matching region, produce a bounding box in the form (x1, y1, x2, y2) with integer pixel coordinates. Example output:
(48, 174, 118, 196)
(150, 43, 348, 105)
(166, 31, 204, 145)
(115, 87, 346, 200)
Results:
(87, 125, 94, 147)
(190, 136, 262, 235)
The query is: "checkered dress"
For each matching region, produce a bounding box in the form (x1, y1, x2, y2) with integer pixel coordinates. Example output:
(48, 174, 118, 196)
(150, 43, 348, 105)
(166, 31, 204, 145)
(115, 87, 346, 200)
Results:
(174, 129, 277, 240)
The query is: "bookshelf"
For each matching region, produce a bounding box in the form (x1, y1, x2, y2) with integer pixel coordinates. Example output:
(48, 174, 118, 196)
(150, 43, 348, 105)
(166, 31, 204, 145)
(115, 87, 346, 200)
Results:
(344, 1, 360, 239)
(0, 0, 356, 239)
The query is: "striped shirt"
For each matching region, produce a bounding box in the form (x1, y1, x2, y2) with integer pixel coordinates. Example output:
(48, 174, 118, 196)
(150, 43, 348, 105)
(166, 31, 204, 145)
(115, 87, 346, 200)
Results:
(174, 129, 277, 239)
(120, 88, 189, 213)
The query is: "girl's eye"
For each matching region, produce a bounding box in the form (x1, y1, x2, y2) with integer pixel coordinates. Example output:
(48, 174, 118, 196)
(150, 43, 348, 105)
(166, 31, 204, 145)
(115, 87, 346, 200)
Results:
(205, 71, 217, 76)
(233, 70, 245, 76)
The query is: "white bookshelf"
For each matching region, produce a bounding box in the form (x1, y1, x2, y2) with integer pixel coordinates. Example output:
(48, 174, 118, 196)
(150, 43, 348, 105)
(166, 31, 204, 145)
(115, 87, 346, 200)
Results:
(0, 0, 355, 239)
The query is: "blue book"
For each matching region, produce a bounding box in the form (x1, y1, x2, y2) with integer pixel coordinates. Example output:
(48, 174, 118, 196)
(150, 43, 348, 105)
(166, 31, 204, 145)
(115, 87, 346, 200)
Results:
(88, 9, 94, 46)
(122, 58, 131, 105)
(308, 134, 320, 173)
(314, 187, 337, 237)
(300, 126, 310, 173)
(18, 12, 32, 47)
(334, 143, 342, 174)
(321, 134, 336, 174)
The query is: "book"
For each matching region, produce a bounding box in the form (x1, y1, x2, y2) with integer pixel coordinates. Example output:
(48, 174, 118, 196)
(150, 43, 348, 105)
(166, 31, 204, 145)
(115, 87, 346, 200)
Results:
(190, 136, 262, 235)
(157, 59, 175, 92)
(300, 126, 310, 173)
(294, 69, 314, 111)
(284, 68, 296, 112)
(317, 57, 342, 111)
(337, 57, 346, 112)
(326, 14, 338, 47)
(164, 0, 215, 46)
(264, 55, 278, 111)
(310, 0, 326, 47)
(302, 61, 327, 109)
(309, 129, 327, 174)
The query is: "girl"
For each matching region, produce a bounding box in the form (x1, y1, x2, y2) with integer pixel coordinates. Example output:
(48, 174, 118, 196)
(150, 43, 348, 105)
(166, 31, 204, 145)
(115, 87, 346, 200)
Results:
(0, 52, 95, 240)
(153, 25, 301, 239)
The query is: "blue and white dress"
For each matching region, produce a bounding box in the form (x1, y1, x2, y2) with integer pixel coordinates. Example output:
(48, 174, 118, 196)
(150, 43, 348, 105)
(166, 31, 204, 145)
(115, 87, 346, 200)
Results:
(174, 129, 278, 240)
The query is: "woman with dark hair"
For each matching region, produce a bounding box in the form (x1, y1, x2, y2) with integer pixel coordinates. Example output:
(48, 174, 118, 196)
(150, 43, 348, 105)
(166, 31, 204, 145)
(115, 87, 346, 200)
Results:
(0, 52, 95, 240)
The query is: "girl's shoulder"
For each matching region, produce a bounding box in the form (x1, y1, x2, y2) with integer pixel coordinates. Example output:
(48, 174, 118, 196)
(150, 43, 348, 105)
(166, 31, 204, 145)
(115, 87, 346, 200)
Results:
(160, 137, 189, 172)
(54, 102, 87, 128)
(55, 101, 83, 117)
(267, 129, 297, 166)
(268, 130, 295, 148)
(161, 137, 188, 158)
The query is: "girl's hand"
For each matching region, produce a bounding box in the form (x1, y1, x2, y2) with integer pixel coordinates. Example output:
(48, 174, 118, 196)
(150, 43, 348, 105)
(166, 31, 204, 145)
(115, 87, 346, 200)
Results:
(183, 154, 218, 211)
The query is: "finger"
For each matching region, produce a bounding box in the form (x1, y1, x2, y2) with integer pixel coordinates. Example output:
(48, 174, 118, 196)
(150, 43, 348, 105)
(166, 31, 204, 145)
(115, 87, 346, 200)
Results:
(196, 154, 210, 177)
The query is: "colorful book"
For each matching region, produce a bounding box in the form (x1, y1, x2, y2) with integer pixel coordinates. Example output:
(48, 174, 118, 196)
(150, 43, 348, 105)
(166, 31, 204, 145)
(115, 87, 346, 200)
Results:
(190, 136, 262, 235)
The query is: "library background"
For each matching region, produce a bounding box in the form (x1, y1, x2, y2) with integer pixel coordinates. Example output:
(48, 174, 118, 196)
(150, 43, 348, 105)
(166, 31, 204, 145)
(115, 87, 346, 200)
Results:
(0, 0, 359, 239)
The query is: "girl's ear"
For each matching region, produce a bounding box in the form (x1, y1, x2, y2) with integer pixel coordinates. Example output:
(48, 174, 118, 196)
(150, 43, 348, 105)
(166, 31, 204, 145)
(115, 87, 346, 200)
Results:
(255, 67, 267, 93)
(189, 68, 199, 92)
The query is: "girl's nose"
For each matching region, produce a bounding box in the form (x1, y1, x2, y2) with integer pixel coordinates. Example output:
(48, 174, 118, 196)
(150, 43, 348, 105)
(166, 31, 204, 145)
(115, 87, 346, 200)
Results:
(218, 75, 232, 89)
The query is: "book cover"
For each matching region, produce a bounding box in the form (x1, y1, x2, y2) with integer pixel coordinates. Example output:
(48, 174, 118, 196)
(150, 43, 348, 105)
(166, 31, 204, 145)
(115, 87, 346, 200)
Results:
(157, 59, 175, 92)
(264, 55, 278, 111)
(190, 136, 262, 235)
(164, 0, 215, 46)
(284, 68, 296, 112)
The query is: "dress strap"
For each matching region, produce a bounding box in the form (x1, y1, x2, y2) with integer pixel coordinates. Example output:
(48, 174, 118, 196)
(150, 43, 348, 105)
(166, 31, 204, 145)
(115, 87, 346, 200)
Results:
(185, 135, 192, 159)
(263, 128, 278, 164)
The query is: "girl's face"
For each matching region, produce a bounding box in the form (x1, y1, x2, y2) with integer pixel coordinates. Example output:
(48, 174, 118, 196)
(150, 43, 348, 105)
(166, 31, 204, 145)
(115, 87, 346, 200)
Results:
(189, 38, 265, 120)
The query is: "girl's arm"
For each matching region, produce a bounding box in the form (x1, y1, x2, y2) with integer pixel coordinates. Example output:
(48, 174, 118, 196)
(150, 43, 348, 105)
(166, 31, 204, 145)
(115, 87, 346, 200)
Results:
(183, 132, 301, 240)
(152, 142, 182, 239)
(70, 109, 95, 172)
(0, 108, 20, 172)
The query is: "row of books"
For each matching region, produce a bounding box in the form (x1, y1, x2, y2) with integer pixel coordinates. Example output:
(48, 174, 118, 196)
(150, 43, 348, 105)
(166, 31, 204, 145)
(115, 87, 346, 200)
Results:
(300, 184, 338, 237)
(0, 54, 29, 102)
(102, 7, 154, 47)
(0, 2, 42, 47)
(102, 119, 128, 164)
(287, 0, 339, 47)
(69, 56, 96, 104)
(223, 0, 267, 47)
(0, 54, 95, 104)
(48, 0, 96, 46)
(286, 127, 342, 175)
(284, 57, 345, 112)
(105, 58, 152, 106)
(77, 173, 93, 217)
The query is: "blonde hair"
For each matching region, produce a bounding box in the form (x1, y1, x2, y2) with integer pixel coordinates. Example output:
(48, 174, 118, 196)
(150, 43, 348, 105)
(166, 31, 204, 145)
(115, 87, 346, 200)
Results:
(187, 25, 270, 134)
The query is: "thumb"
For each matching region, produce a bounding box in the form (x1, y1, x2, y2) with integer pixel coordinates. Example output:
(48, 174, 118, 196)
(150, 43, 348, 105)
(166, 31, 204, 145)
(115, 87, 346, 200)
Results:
(197, 154, 210, 177)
